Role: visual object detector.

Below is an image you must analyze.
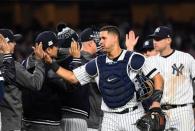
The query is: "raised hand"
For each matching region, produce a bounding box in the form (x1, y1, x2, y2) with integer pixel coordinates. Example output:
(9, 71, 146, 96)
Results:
(125, 31, 139, 51)
(69, 38, 80, 58)
(0, 34, 14, 54)
(33, 42, 45, 60)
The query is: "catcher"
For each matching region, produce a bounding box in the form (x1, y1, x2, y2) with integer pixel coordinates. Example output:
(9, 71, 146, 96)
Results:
(135, 73, 166, 131)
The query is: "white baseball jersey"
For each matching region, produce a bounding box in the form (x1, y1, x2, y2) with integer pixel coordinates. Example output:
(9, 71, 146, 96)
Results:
(149, 50, 195, 131)
(73, 50, 159, 112)
(150, 50, 195, 105)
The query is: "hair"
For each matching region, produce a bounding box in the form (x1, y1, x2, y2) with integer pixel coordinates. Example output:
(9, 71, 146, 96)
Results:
(100, 25, 120, 42)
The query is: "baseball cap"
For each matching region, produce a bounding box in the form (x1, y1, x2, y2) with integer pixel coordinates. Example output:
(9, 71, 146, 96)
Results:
(141, 39, 154, 51)
(149, 26, 172, 39)
(0, 29, 22, 43)
(79, 28, 94, 42)
(35, 31, 58, 50)
(56, 23, 79, 48)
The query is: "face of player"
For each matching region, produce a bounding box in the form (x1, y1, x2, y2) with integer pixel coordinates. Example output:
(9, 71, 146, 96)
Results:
(153, 38, 171, 52)
(143, 49, 159, 57)
(8, 41, 16, 53)
(83, 40, 97, 55)
(45, 46, 58, 58)
(99, 31, 116, 53)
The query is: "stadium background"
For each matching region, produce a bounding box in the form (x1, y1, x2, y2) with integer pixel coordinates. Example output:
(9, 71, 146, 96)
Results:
(0, 0, 195, 56)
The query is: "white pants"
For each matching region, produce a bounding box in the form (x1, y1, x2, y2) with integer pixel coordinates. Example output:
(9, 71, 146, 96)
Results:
(164, 104, 194, 131)
(101, 106, 144, 131)
(87, 128, 99, 131)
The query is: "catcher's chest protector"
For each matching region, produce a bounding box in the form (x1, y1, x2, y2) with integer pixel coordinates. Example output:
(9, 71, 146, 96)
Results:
(97, 51, 136, 108)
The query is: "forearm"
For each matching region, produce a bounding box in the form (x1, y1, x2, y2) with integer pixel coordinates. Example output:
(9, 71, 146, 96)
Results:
(2, 54, 16, 84)
(50, 61, 79, 84)
(15, 60, 45, 91)
(151, 73, 164, 108)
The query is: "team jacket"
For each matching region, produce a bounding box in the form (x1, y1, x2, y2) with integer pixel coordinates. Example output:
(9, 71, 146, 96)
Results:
(0, 53, 22, 131)
(2, 54, 61, 126)
(21, 54, 62, 125)
(56, 55, 90, 119)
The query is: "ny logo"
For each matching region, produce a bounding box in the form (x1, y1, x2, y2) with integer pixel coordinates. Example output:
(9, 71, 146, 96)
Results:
(155, 27, 160, 33)
(172, 63, 184, 76)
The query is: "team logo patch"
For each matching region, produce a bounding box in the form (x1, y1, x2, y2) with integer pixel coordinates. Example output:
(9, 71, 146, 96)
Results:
(155, 27, 160, 33)
(172, 63, 184, 76)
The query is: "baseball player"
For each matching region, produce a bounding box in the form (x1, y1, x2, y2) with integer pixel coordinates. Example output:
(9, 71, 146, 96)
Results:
(41, 25, 164, 131)
(141, 39, 159, 57)
(149, 26, 195, 131)
(0, 29, 24, 131)
(56, 24, 90, 131)
(78, 27, 103, 131)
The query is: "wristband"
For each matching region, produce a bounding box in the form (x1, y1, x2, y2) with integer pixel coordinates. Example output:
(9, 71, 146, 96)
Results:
(49, 60, 60, 72)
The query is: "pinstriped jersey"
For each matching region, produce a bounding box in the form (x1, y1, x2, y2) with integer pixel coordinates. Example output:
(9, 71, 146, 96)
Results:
(150, 50, 195, 105)
(73, 50, 159, 112)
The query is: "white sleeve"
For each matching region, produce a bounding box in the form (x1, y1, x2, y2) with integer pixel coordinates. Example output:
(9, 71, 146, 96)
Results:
(142, 56, 159, 79)
(188, 54, 195, 81)
(73, 64, 92, 86)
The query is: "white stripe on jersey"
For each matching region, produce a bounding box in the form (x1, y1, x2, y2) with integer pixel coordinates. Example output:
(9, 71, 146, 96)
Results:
(73, 50, 159, 112)
(151, 50, 195, 105)
(0, 71, 4, 81)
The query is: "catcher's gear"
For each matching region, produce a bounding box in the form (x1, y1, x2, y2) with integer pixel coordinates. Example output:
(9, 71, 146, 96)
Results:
(136, 73, 154, 102)
(136, 107, 166, 131)
(151, 89, 163, 103)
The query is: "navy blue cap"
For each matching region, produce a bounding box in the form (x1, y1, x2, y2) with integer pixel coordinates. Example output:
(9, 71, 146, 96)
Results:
(141, 39, 154, 51)
(149, 26, 172, 39)
(79, 28, 94, 42)
(57, 25, 79, 48)
(35, 31, 58, 50)
(0, 29, 22, 43)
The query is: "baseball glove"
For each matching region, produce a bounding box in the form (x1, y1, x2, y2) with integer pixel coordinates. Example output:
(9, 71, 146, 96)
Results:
(136, 107, 166, 131)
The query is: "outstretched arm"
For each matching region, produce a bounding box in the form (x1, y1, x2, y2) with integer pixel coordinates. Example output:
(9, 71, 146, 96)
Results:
(44, 52, 79, 84)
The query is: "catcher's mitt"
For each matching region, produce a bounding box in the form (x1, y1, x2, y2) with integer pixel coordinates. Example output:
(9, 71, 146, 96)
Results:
(136, 107, 166, 131)
(135, 73, 154, 102)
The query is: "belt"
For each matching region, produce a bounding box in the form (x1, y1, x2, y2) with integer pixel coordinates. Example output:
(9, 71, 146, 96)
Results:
(114, 106, 138, 114)
(161, 104, 187, 110)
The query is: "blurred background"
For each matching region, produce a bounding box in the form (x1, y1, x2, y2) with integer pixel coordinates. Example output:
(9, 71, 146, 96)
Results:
(1, 0, 195, 57)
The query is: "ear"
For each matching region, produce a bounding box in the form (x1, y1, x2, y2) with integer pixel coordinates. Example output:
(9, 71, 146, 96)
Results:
(167, 38, 172, 43)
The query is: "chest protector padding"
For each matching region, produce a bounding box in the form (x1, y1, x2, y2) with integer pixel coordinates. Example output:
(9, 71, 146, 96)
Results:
(97, 51, 136, 108)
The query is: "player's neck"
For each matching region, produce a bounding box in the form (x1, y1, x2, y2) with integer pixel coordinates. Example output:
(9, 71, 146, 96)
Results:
(160, 47, 173, 57)
(107, 47, 122, 60)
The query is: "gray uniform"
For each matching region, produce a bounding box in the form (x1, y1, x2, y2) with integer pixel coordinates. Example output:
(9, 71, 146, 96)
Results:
(0, 54, 45, 131)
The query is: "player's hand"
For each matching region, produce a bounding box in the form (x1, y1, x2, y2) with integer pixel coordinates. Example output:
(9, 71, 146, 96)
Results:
(125, 31, 139, 51)
(43, 53, 52, 64)
(69, 38, 80, 58)
(33, 42, 45, 60)
(0, 34, 14, 54)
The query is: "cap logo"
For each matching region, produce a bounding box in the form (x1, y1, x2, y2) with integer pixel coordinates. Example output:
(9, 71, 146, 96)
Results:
(144, 41, 149, 46)
(5, 37, 10, 42)
(155, 27, 160, 33)
(48, 41, 53, 46)
(57, 27, 74, 39)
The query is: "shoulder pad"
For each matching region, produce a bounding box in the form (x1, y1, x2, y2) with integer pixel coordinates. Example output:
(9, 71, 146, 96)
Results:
(129, 53, 145, 71)
(85, 59, 97, 77)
